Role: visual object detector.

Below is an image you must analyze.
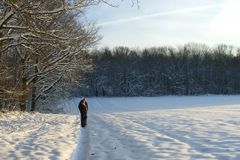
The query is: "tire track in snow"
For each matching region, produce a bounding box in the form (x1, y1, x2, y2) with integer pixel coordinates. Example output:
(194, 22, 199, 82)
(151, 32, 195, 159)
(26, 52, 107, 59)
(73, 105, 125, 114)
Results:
(121, 115, 215, 159)
(71, 127, 90, 160)
(89, 114, 135, 160)
(134, 120, 217, 159)
(89, 98, 136, 160)
(102, 114, 192, 160)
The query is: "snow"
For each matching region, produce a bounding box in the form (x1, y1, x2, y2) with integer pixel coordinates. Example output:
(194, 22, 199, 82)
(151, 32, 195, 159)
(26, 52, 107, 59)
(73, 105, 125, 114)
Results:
(88, 96, 240, 160)
(71, 128, 90, 160)
(1, 95, 240, 160)
(0, 111, 80, 160)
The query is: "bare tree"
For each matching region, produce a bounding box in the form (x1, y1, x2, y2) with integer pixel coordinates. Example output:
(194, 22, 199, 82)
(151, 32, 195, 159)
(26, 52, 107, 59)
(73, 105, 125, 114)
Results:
(0, 0, 100, 111)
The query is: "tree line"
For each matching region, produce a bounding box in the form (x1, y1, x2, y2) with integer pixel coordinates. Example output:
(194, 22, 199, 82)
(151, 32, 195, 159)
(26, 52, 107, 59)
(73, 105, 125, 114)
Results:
(79, 43, 240, 96)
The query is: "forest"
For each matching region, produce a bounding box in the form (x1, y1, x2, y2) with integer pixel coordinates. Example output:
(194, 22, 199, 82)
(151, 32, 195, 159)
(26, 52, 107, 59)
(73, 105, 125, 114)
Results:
(78, 44, 240, 96)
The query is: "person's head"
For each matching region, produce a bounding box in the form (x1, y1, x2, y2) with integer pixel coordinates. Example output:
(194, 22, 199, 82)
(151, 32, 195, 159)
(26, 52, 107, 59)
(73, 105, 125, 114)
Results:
(82, 97, 86, 101)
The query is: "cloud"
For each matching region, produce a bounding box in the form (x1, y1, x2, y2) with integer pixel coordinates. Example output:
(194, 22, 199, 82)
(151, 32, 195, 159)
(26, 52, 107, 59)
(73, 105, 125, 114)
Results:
(97, 3, 224, 27)
(209, 0, 240, 37)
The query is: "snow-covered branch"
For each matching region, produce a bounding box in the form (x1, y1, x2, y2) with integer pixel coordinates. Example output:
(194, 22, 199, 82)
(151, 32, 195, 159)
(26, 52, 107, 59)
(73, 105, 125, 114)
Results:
(35, 74, 63, 101)
(0, 10, 13, 28)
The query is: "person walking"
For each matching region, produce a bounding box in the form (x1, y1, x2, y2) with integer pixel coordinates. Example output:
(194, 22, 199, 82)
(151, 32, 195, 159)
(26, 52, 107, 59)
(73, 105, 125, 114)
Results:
(78, 97, 88, 128)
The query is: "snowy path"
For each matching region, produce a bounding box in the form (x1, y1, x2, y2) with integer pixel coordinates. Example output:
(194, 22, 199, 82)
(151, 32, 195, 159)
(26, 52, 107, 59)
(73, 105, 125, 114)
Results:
(87, 96, 240, 160)
(0, 112, 79, 160)
(72, 127, 90, 160)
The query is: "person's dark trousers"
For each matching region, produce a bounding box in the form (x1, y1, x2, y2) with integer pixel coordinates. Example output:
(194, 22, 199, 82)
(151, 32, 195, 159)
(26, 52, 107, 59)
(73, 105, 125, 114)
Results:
(81, 112, 87, 127)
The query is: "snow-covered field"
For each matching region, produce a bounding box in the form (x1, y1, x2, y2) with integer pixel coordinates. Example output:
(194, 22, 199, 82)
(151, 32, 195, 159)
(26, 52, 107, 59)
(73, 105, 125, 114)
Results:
(1, 96, 240, 160)
(88, 96, 240, 160)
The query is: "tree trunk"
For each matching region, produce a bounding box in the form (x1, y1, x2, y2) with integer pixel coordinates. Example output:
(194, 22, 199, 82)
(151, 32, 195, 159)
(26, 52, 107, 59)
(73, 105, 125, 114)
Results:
(31, 84, 37, 112)
(31, 57, 38, 112)
(20, 77, 27, 111)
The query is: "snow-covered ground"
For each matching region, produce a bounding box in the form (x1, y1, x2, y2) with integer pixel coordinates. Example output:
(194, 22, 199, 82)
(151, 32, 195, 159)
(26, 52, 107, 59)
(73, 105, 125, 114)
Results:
(1, 96, 240, 160)
(88, 96, 240, 160)
(0, 98, 84, 160)
(0, 110, 80, 160)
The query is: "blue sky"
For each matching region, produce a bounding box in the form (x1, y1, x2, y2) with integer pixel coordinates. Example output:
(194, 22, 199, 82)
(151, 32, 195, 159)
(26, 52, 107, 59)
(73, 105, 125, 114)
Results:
(86, 0, 240, 48)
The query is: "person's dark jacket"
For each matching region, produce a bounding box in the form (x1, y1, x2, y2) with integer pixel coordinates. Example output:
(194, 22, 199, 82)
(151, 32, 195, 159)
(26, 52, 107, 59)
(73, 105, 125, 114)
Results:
(78, 98, 88, 127)
(78, 99, 88, 114)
